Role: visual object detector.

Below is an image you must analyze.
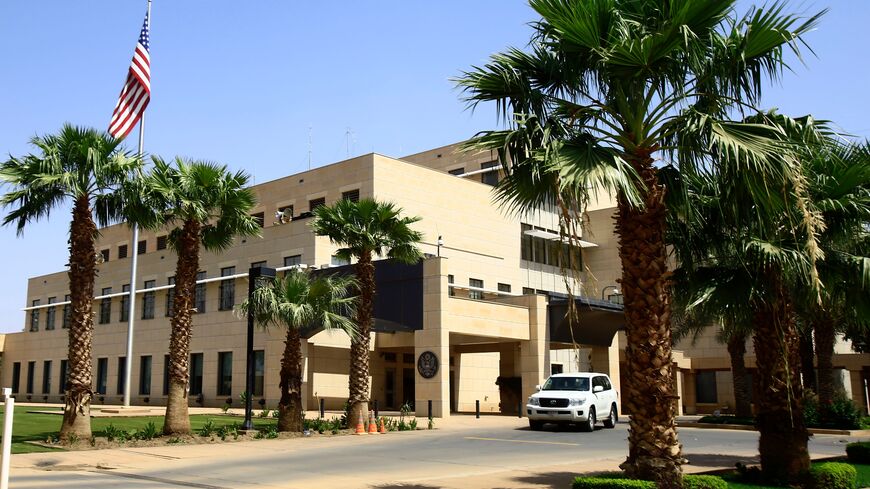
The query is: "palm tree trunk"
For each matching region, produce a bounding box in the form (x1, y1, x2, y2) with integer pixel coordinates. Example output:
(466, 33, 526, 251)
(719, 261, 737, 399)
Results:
(753, 274, 809, 484)
(278, 327, 303, 432)
(616, 153, 682, 489)
(60, 196, 96, 441)
(799, 325, 817, 393)
(163, 220, 200, 435)
(348, 251, 373, 429)
(813, 315, 836, 407)
(726, 331, 752, 418)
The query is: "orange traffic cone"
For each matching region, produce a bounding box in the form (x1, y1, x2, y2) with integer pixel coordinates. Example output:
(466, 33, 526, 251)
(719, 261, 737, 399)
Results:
(368, 412, 378, 434)
(355, 412, 366, 435)
(378, 417, 386, 434)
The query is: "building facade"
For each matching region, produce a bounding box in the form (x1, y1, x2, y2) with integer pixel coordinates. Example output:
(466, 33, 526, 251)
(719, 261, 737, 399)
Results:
(3, 142, 868, 417)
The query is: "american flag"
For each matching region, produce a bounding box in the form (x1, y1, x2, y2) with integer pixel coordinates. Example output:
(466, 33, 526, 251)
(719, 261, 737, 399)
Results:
(108, 9, 151, 139)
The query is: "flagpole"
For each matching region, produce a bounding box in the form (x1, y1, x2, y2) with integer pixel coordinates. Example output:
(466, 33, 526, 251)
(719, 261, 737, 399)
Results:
(123, 0, 151, 408)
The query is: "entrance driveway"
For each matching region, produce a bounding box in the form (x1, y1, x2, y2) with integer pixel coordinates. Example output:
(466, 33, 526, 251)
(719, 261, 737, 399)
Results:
(10, 416, 863, 488)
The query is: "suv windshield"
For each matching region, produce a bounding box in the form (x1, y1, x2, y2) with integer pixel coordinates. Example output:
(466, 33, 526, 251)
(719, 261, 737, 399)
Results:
(542, 376, 590, 391)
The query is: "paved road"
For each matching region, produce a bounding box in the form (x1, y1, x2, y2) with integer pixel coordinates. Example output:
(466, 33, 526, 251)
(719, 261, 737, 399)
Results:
(10, 417, 865, 488)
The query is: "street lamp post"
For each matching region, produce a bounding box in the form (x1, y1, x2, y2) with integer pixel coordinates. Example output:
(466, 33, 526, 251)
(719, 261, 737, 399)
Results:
(242, 265, 276, 431)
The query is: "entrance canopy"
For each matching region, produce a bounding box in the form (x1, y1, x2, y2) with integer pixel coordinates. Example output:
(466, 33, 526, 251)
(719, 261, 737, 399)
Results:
(547, 295, 624, 347)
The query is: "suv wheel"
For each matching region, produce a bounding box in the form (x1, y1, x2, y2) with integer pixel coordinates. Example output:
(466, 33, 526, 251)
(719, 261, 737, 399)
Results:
(581, 407, 596, 432)
(603, 404, 618, 428)
(529, 420, 544, 431)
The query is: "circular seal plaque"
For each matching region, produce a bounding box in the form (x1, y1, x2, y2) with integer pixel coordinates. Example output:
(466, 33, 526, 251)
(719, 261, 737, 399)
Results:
(417, 351, 439, 379)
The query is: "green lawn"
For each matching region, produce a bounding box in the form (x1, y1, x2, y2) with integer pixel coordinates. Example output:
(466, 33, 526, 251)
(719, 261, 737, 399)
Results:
(717, 462, 870, 488)
(0, 408, 277, 454)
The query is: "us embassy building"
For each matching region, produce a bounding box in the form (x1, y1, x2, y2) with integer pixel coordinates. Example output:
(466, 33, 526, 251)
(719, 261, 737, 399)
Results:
(3, 142, 868, 417)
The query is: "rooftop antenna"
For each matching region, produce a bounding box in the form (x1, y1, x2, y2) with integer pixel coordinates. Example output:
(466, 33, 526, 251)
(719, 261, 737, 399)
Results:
(345, 127, 352, 158)
(308, 125, 312, 170)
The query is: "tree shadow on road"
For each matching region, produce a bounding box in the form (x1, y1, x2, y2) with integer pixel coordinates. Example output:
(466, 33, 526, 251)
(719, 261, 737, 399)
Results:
(508, 470, 592, 488)
(370, 484, 443, 489)
(684, 453, 758, 468)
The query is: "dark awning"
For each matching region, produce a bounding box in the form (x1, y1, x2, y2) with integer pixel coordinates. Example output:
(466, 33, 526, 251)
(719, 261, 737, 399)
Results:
(547, 295, 624, 347)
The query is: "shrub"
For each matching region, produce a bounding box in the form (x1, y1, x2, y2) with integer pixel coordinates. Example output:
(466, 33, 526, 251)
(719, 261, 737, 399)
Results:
(572, 477, 655, 489)
(103, 423, 129, 443)
(808, 462, 856, 489)
(135, 421, 160, 440)
(846, 441, 870, 464)
(256, 425, 278, 439)
(198, 420, 217, 437)
(258, 409, 271, 418)
(824, 395, 862, 430)
(682, 475, 727, 489)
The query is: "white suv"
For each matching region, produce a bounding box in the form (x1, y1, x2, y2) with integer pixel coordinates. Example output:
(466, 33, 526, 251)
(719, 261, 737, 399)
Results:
(526, 373, 619, 431)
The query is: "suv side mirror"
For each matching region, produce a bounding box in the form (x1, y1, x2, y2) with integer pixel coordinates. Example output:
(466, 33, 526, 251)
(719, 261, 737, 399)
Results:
(593, 385, 604, 393)
(535, 384, 542, 392)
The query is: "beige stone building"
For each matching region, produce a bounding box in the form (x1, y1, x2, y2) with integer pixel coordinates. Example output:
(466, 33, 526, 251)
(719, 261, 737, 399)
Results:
(2, 142, 868, 417)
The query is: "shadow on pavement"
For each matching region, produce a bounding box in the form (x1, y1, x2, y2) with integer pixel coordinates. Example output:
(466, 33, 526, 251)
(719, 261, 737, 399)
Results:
(508, 470, 590, 488)
(685, 453, 758, 468)
(370, 485, 443, 489)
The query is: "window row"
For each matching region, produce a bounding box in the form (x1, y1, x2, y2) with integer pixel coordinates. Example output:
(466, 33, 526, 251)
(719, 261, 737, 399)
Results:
(10, 351, 266, 398)
(99, 235, 169, 264)
(253, 188, 361, 227)
(520, 224, 583, 268)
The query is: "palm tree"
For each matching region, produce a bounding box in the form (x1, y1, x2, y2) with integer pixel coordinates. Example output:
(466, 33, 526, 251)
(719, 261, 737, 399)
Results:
(0, 125, 140, 441)
(793, 140, 870, 408)
(239, 270, 356, 431)
(312, 198, 422, 425)
(456, 1, 823, 485)
(127, 156, 259, 435)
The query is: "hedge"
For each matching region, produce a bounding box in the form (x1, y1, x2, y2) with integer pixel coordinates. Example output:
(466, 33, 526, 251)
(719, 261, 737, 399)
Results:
(682, 475, 727, 489)
(846, 441, 870, 464)
(571, 474, 726, 489)
(808, 462, 857, 489)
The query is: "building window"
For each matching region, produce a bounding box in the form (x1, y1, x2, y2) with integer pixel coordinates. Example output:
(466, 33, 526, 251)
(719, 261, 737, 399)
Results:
(118, 244, 128, 259)
(29, 300, 40, 332)
(139, 356, 152, 395)
(45, 297, 57, 330)
(190, 353, 204, 395)
(283, 255, 302, 268)
(522, 287, 535, 295)
(447, 274, 455, 297)
(695, 371, 718, 404)
(469, 278, 484, 300)
(251, 212, 265, 228)
(120, 284, 130, 322)
(96, 358, 108, 395)
(341, 189, 360, 202)
(100, 249, 110, 262)
(59, 360, 68, 393)
(165, 277, 176, 317)
(253, 350, 265, 397)
(330, 256, 350, 267)
(26, 361, 35, 394)
(137, 240, 147, 254)
(195, 271, 207, 313)
(42, 361, 52, 394)
(99, 287, 112, 324)
(448, 167, 465, 176)
(62, 294, 71, 329)
(309, 197, 325, 212)
(219, 267, 236, 311)
(250, 261, 267, 270)
(217, 352, 233, 396)
(117, 357, 126, 395)
(551, 363, 564, 375)
(481, 161, 499, 186)
(163, 354, 170, 396)
(520, 224, 582, 269)
(156, 235, 167, 251)
(497, 283, 512, 294)
(142, 280, 155, 319)
(11, 363, 20, 394)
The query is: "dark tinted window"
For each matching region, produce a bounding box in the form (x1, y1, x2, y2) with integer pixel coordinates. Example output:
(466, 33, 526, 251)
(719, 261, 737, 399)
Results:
(542, 376, 589, 391)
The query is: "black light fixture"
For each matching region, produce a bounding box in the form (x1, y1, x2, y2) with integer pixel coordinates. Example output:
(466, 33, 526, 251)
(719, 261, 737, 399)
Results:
(243, 265, 276, 431)
(436, 235, 444, 257)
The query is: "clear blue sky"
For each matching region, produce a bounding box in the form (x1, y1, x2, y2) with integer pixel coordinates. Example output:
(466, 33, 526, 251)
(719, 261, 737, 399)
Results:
(1, 1, 868, 333)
